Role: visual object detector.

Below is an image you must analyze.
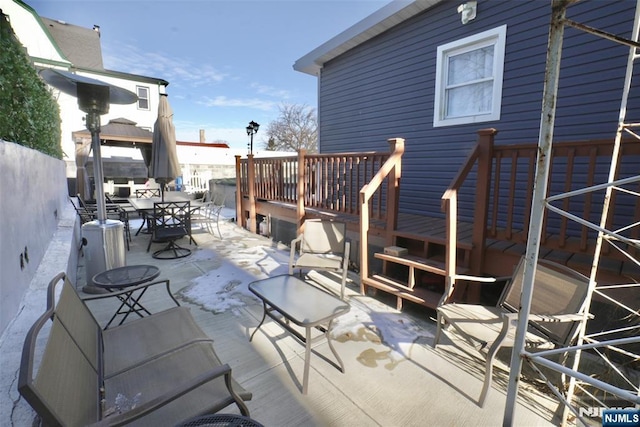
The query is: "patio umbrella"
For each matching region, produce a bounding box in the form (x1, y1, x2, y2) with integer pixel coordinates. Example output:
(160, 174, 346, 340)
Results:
(75, 140, 92, 201)
(149, 94, 181, 200)
(139, 144, 152, 173)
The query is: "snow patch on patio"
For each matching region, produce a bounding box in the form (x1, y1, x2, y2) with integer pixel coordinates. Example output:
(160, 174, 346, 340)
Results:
(176, 239, 290, 314)
(176, 220, 434, 365)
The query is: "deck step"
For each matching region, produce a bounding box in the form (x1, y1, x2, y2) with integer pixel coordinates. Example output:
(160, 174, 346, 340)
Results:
(363, 275, 442, 310)
(374, 253, 469, 276)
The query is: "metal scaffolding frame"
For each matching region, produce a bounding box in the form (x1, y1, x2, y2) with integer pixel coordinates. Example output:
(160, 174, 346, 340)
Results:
(503, 1, 640, 425)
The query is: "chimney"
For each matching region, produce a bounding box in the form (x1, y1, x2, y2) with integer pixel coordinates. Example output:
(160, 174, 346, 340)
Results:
(199, 129, 205, 143)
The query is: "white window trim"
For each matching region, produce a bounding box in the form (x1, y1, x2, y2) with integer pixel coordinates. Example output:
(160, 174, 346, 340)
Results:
(433, 25, 507, 127)
(136, 85, 150, 111)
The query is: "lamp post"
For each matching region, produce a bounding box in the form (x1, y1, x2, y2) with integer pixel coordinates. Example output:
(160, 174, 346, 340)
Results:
(246, 120, 260, 155)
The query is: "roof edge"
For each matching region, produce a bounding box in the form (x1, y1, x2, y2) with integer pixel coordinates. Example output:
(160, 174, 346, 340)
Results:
(11, 0, 71, 64)
(293, 0, 443, 76)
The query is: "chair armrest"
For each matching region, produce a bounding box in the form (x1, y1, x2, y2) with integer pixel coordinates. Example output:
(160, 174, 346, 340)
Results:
(82, 279, 180, 307)
(92, 364, 247, 426)
(290, 235, 302, 247)
(290, 236, 302, 256)
(529, 313, 594, 323)
(456, 274, 511, 284)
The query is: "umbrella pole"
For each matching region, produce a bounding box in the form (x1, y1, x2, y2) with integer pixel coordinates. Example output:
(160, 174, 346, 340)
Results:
(87, 111, 107, 222)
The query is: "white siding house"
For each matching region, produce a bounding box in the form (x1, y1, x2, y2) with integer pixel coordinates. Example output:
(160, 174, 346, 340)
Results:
(1, 0, 168, 181)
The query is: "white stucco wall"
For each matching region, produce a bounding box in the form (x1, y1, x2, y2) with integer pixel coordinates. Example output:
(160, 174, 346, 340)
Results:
(0, 140, 71, 335)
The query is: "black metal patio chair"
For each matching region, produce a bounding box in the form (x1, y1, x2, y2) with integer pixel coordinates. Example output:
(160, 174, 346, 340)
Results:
(147, 201, 195, 259)
(134, 188, 161, 235)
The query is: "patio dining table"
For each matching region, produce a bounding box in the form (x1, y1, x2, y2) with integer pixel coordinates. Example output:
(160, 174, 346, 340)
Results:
(128, 193, 205, 236)
(127, 193, 204, 213)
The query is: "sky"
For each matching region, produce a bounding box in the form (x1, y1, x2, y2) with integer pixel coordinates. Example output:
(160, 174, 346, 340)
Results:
(26, 0, 390, 150)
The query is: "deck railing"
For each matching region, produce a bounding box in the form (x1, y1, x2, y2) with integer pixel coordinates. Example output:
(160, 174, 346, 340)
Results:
(236, 147, 393, 235)
(441, 129, 494, 302)
(443, 128, 640, 299)
(359, 138, 404, 290)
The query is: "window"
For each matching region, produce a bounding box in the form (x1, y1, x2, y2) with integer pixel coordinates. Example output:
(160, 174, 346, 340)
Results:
(137, 86, 149, 110)
(433, 25, 506, 127)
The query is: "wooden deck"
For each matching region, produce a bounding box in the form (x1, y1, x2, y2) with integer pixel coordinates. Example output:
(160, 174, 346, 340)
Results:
(236, 132, 640, 310)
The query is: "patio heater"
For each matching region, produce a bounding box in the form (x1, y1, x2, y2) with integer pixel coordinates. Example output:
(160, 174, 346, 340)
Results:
(40, 69, 137, 292)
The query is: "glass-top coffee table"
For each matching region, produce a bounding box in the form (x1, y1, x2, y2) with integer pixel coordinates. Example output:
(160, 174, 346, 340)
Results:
(248, 274, 350, 394)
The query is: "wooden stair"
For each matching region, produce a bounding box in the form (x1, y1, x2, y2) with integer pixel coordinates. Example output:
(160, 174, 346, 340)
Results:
(362, 241, 470, 311)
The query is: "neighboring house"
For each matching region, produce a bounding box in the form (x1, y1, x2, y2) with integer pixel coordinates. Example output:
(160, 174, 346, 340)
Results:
(1, 0, 168, 189)
(229, 0, 640, 308)
(294, 0, 639, 221)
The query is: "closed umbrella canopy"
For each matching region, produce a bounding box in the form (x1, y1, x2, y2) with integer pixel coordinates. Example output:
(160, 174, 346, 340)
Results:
(149, 94, 181, 199)
(75, 141, 92, 201)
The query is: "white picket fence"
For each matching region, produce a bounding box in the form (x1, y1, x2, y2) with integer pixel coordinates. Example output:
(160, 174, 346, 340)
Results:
(182, 169, 210, 194)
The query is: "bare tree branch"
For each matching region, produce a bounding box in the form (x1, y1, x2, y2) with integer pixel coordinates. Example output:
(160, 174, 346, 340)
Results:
(263, 104, 318, 152)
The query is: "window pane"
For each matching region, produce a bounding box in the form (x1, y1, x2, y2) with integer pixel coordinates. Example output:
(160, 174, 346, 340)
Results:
(137, 86, 149, 110)
(447, 46, 494, 85)
(434, 25, 506, 127)
(446, 81, 493, 117)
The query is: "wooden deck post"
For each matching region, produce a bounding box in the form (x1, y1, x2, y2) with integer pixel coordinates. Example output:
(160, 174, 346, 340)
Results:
(235, 155, 242, 227)
(359, 188, 370, 295)
(247, 154, 257, 233)
(470, 128, 497, 277)
(296, 149, 307, 236)
(385, 138, 404, 246)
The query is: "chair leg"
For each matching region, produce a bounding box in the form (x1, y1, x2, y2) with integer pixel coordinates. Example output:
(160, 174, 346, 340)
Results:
(123, 221, 130, 251)
(135, 215, 147, 236)
(152, 239, 191, 259)
(215, 216, 222, 239)
(340, 269, 347, 300)
(479, 341, 502, 407)
(478, 316, 511, 407)
(434, 312, 444, 347)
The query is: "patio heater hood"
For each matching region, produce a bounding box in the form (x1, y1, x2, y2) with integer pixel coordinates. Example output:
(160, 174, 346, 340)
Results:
(40, 69, 138, 111)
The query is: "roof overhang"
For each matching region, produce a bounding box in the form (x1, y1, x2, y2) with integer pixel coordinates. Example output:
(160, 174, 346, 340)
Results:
(72, 118, 153, 147)
(293, 0, 444, 76)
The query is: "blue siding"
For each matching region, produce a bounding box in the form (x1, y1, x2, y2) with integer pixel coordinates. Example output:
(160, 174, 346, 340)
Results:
(317, 0, 638, 218)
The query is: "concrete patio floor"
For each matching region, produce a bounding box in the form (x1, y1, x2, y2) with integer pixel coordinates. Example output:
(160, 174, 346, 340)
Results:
(2, 203, 563, 426)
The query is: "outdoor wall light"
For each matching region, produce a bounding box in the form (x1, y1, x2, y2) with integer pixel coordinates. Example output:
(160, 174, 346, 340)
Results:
(457, 0, 477, 25)
(246, 120, 260, 155)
